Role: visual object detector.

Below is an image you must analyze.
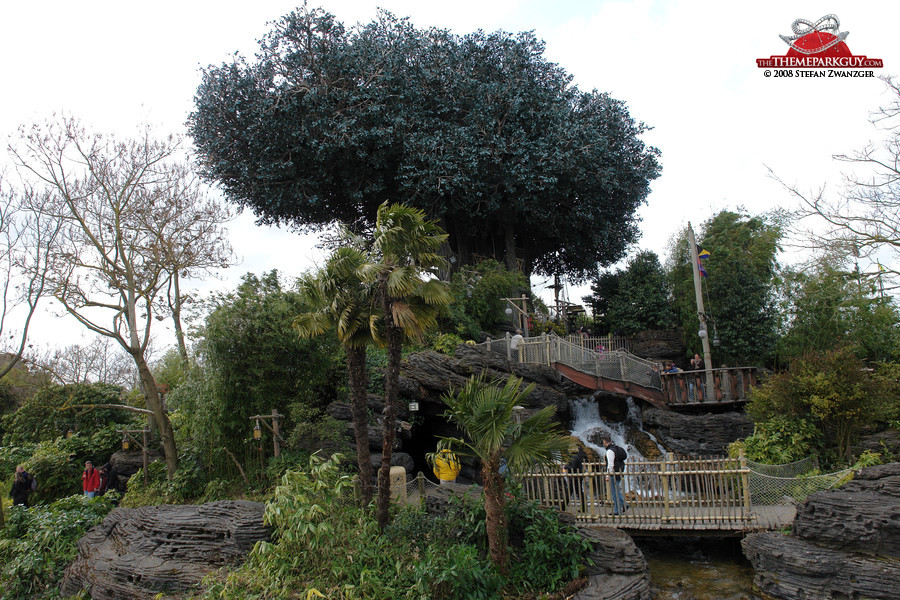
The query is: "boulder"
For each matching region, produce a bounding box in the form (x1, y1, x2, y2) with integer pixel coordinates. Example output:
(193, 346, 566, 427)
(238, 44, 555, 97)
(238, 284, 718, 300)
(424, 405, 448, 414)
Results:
(370, 451, 415, 474)
(110, 449, 165, 482)
(60, 500, 269, 600)
(742, 463, 900, 600)
(630, 329, 685, 363)
(573, 527, 651, 600)
(642, 408, 752, 455)
(742, 532, 900, 600)
(791, 462, 900, 558)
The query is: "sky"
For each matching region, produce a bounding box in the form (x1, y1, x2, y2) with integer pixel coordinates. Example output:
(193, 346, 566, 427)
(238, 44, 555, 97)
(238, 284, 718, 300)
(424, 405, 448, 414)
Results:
(1, 0, 898, 352)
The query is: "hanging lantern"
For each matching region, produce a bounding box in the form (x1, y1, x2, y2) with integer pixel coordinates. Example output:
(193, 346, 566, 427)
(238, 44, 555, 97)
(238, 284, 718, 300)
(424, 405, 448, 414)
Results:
(66, 429, 74, 439)
(122, 434, 130, 451)
(253, 420, 262, 440)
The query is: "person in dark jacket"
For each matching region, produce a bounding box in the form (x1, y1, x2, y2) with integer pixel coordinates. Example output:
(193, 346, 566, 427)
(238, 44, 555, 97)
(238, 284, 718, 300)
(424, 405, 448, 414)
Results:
(10, 466, 33, 507)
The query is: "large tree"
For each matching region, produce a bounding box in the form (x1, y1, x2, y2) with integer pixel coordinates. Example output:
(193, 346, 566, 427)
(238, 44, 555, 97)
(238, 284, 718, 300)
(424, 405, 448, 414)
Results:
(0, 180, 61, 380)
(9, 117, 233, 477)
(586, 250, 673, 336)
(189, 6, 660, 281)
(668, 210, 782, 366)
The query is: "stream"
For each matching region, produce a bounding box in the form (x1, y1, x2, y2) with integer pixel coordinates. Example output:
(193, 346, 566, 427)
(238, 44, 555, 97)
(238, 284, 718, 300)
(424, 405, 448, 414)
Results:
(569, 396, 756, 599)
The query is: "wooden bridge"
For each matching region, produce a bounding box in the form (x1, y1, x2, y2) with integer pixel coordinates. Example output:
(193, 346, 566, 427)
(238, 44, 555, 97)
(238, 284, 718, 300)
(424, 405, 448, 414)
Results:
(520, 454, 795, 535)
(482, 334, 759, 408)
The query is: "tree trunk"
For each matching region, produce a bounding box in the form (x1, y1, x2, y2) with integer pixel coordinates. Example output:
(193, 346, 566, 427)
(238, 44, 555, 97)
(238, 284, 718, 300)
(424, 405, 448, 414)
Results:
(482, 456, 509, 572)
(132, 350, 178, 478)
(503, 221, 517, 272)
(347, 345, 373, 506)
(376, 293, 402, 530)
(170, 272, 189, 364)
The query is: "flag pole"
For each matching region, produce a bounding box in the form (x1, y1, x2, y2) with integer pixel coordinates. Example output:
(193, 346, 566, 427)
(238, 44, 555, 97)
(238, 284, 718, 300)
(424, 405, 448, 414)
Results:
(688, 223, 714, 401)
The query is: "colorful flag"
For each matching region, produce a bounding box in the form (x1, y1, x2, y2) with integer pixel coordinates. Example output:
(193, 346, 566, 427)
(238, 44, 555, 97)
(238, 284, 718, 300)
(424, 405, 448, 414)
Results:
(697, 245, 711, 259)
(698, 258, 707, 277)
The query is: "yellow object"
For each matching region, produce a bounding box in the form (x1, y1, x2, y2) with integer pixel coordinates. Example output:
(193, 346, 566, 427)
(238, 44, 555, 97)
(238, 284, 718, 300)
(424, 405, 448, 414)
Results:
(433, 449, 461, 481)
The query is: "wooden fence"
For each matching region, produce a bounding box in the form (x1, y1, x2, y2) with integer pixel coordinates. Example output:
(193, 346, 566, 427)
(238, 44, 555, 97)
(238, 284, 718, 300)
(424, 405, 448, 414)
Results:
(520, 454, 754, 530)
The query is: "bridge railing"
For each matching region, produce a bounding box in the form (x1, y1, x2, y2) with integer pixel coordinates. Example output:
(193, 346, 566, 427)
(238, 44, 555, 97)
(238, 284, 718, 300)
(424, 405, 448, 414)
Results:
(482, 333, 662, 390)
(520, 454, 752, 526)
(660, 367, 758, 404)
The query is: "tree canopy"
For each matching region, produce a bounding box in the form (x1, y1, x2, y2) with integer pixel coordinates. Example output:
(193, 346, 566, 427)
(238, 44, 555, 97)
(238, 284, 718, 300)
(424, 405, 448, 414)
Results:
(668, 210, 782, 365)
(190, 6, 660, 281)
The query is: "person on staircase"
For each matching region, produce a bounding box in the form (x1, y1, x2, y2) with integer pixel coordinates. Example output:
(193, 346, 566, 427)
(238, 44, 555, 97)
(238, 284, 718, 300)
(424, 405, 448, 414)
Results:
(601, 435, 628, 516)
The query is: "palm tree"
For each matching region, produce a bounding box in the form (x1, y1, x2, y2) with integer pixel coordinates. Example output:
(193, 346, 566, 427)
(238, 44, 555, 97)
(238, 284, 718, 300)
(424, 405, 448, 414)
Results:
(294, 245, 380, 505)
(360, 202, 451, 529)
(434, 373, 569, 572)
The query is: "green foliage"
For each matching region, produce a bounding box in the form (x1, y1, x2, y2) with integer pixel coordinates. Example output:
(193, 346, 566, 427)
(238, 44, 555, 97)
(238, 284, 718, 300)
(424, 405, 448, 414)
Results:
(505, 485, 591, 592)
(776, 253, 900, 365)
(190, 8, 660, 280)
(173, 271, 344, 473)
(153, 347, 189, 394)
(853, 449, 885, 469)
(443, 260, 527, 339)
(668, 210, 782, 365)
(588, 250, 673, 335)
(197, 454, 586, 600)
(0, 495, 116, 600)
(734, 416, 822, 464)
(745, 347, 900, 466)
(1, 382, 131, 446)
(431, 333, 465, 355)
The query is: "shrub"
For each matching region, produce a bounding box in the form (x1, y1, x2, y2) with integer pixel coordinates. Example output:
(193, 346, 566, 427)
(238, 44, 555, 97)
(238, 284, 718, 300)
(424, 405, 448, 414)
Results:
(0, 495, 115, 600)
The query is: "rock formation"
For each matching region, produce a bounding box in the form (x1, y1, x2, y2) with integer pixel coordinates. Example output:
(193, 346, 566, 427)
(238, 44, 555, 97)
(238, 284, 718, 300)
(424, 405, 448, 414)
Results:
(742, 463, 900, 600)
(573, 527, 651, 600)
(642, 408, 752, 455)
(61, 500, 269, 600)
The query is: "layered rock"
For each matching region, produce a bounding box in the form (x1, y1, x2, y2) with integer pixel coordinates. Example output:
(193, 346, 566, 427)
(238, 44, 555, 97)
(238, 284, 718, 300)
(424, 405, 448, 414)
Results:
(642, 408, 752, 455)
(742, 463, 900, 600)
(574, 527, 651, 600)
(61, 500, 269, 600)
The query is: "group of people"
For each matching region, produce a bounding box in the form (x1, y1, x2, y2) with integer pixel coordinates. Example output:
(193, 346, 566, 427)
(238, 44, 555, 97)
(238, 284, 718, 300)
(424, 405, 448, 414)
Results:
(562, 434, 628, 516)
(7, 460, 120, 508)
(82, 461, 118, 498)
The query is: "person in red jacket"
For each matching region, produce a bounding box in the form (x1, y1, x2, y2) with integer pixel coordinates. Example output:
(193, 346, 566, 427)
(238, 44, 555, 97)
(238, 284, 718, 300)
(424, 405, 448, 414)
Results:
(82, 461, 100, 498)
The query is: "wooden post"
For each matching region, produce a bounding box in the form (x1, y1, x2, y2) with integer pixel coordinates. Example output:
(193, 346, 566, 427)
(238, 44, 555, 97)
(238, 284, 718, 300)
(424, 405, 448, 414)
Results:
(662, 453, 673, 520)
(142, 428, 150, 486)
(739, 449, 752, 519)
(506, 331, 512, 362)
(271, 409, 281, 458)
(417, 471, 425, 502)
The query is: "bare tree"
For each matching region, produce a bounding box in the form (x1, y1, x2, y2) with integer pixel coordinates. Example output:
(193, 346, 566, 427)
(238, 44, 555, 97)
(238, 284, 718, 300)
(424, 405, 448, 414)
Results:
(0, 179, 62, 380)
(37, 336, 138, 387)
(9, 117, 233, 477)
(777, 76, 900, 292)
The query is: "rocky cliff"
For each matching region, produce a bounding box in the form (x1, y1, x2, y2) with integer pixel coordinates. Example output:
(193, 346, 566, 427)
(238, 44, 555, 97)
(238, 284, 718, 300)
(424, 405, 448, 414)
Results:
(60, 500, 269, 600)
(742, 463, 900, 600)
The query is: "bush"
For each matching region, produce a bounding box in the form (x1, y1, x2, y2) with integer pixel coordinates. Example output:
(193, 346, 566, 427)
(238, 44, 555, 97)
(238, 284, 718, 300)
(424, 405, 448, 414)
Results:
(0, 495, 116, 600)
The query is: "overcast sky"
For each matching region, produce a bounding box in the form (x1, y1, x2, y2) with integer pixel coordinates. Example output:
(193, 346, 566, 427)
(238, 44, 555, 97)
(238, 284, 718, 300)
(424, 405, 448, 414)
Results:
(2, 1, 898, 351)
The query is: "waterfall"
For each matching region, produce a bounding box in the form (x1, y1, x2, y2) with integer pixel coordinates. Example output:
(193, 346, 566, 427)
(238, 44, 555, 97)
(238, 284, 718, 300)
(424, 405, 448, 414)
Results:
(570, 395, 666, 461)
(570, 396, 645, 460)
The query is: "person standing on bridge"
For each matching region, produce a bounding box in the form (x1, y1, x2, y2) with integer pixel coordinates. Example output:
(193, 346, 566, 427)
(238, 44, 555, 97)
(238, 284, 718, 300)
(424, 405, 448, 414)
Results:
(601, 435, 628, 516)
(510, 329, 524, 361)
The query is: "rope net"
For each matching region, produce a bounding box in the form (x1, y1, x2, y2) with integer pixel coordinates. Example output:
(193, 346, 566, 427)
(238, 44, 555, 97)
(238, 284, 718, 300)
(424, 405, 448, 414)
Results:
(747, 456, 817, 477)
(748, 465, 853, 505)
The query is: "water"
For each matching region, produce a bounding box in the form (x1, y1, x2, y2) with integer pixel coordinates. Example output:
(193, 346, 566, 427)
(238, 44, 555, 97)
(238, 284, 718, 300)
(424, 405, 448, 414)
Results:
(568, 396, 755, 599)
(641, 537, 754, 600)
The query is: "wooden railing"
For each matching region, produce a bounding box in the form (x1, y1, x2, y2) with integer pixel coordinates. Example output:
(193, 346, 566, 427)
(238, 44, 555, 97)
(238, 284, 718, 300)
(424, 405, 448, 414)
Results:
(483, 334, 659, 389)
(520, 454, 754, 529)
(660, 368, 758, 404)
(480, 334, 759, 406)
